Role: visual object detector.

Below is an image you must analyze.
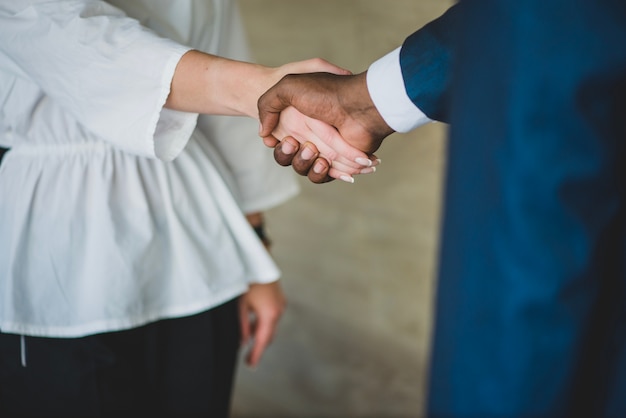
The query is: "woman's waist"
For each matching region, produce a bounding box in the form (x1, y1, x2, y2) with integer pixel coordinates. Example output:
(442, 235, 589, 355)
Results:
(3, 130, 202, 159)
(7, 140, 117, 158)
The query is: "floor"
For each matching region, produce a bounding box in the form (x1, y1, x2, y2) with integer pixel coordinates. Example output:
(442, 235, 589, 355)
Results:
(232, 1, 452, 417)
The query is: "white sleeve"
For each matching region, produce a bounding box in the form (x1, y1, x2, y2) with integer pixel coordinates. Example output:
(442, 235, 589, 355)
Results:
(0, 0, 197, 160)
(366, 47, 432, 133)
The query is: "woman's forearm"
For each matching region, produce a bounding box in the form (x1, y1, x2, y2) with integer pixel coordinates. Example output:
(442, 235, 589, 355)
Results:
(163, 50, 378, 181)
(165, 50, 354, 119)
(165, 50, 276, 118)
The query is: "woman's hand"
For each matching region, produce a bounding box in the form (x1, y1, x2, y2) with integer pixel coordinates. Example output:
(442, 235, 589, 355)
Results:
(238, 281, 287, 369)
(259, 71, 393, 183)
(269, 106, 379, 182)
(165, 50, 378, 181)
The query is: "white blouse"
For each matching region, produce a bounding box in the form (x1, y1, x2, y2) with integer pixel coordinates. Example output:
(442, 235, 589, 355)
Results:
(0, 0, 299, 337)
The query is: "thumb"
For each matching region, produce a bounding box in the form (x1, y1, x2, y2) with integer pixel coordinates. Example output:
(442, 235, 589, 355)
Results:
(257, 90, 286, 138)
(258, 110, 280, 138)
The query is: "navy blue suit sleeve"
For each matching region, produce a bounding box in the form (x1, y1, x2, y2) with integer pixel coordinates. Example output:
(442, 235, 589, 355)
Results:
(400, 4, 461, 123)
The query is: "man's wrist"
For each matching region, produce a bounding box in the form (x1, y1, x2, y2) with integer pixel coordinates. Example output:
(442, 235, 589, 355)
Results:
(350, 72, 395, 140)
(366, 47, 432, 132)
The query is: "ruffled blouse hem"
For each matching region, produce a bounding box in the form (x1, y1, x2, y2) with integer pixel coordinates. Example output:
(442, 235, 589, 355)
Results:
(0, 283, 249, 338)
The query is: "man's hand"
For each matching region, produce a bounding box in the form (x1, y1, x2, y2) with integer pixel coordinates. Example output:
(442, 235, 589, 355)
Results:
(270, 106, 380, 182)
(258, 71, 395, 182)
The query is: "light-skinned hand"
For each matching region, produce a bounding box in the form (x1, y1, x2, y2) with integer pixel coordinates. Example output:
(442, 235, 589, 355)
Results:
(258, 71, 395, 183)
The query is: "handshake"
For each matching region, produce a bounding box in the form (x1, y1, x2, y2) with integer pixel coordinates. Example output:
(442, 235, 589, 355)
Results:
(166, 51, 401, 179)
(256, 59, 395, 184)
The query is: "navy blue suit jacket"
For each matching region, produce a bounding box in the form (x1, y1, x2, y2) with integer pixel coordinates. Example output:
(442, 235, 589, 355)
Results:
(398, 1, 626, 417)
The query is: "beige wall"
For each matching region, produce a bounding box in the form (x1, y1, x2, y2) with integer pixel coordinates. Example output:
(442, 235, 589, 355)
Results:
(233, 1, 452, 417)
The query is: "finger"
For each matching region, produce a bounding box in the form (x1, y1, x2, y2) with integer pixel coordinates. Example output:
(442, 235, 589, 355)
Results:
(358, 166, 377, 175)
(304, 116, 373, 166)
(331, 153, 381, 170)
(292, 142, 320, 176)
(286, 143, 376, 181)
(276, 107, 371, 169)
(312, 58, 352, 75)
(328, 167, 354, 183)
(329, 160, 368, 175)
(326, 164, 377, 183)
(273, 137, 300, 167)
(246, 316, 275, 368)
(258, 107, 282, 138)
(285, 57, 352, 76)
(262, 134, 280, 148)
(307, 157, 333, 184)
(258, 85, 292, 138)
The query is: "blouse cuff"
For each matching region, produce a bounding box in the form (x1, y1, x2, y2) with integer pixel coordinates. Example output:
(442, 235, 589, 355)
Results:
(151, 46, 199, 161)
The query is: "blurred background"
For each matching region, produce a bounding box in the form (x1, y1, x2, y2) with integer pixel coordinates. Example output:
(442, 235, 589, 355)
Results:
(233, 1, 453, 417)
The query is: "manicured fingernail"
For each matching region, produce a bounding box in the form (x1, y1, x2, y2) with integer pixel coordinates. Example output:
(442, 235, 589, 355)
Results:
(300, 146, 315, 160)
(340, 175, 355, 183)
(258, 122, 263, 135)
(376, 158, 382, 164)
(355, 157, 372, 167)
(281, 141, 296, 155)
(313, 161, 326, 174)
(360, 166, 376, 174)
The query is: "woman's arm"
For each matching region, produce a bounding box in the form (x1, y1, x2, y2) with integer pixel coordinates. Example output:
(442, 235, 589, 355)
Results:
(166, 50, 378, 181)
(166, 50, 352, 119)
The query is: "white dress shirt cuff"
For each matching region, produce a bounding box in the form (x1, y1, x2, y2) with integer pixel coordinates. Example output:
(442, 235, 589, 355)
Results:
(366, 47, 431, 133)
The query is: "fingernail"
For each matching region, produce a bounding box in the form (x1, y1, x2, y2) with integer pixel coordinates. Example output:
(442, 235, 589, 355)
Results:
(355, 157, 372, 167)
(281, 141, 296, 155)
(339, 175, 355, 183)
(313, 161, 326, 174)
(360, 166, 376, 174)
(300, 146, 315, 160)
(376, 158, 382, 164)
(258, 122, 263, 136)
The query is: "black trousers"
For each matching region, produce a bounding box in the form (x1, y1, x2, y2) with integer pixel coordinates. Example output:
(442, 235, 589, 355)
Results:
(0, 298, 241, 418)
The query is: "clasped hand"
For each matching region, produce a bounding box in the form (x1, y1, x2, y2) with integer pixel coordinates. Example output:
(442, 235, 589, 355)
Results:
(260, 71, 395, 183)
